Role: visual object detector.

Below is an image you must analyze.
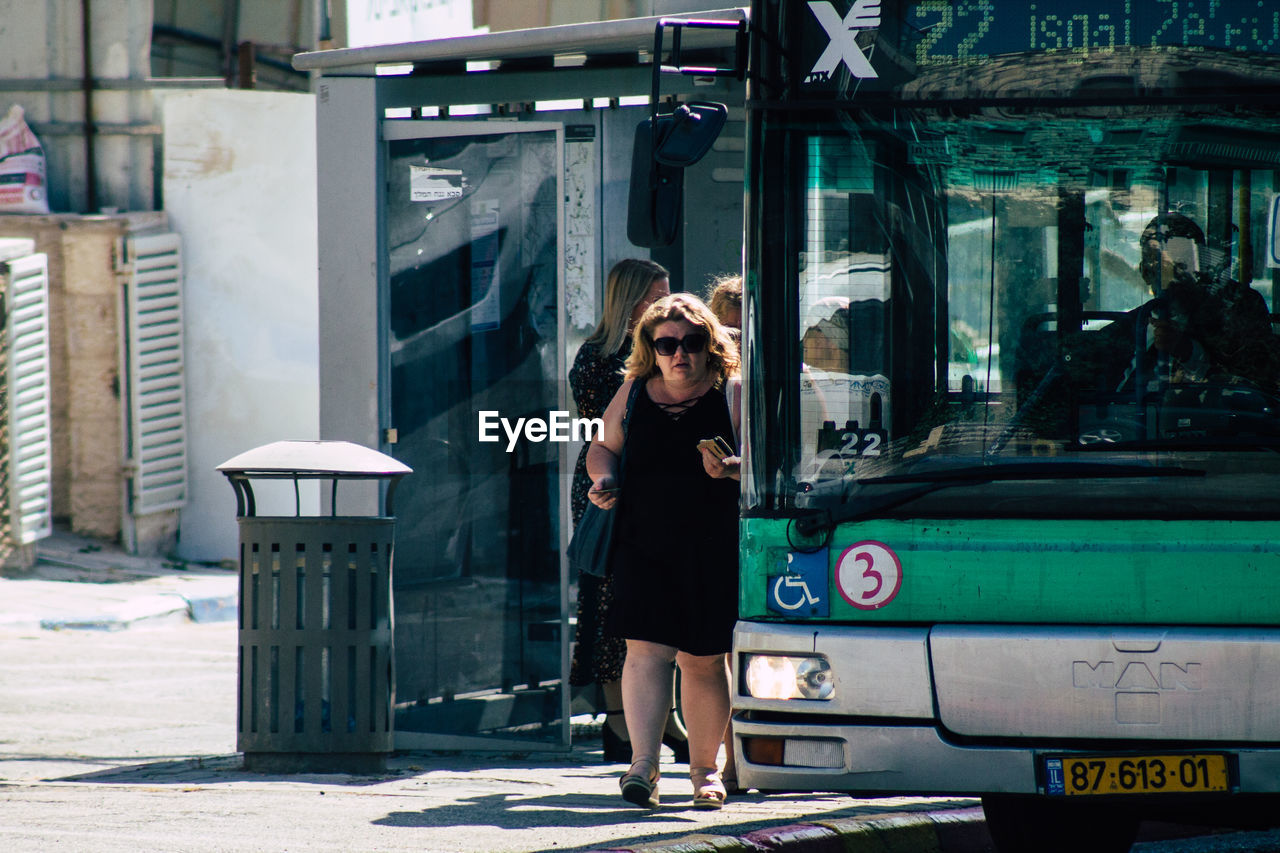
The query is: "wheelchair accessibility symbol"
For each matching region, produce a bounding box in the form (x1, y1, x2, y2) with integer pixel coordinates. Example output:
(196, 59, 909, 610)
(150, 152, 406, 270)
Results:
(773, 575, 820, 610)
(766, 549, 829, 617)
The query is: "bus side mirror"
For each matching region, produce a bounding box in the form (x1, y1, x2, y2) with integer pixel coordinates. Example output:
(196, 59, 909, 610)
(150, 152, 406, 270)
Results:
(627, 102, 727, 248)
(1268, 194, 1280, 269)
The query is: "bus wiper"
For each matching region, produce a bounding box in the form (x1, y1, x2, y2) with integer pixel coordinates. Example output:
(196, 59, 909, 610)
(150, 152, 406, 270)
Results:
(793, 461, 1202, 537)
(794, 481, 964, 536)
(856, 460, 1205, 485)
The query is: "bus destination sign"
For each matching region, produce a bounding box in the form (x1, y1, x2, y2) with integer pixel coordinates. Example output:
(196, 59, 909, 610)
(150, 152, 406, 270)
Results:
(907, 0, 1280, 66)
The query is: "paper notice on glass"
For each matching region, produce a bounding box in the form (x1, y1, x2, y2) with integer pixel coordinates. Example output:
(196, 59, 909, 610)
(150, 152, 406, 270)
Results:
(470, 199, 501, 332)
(409, 165, 464, 202)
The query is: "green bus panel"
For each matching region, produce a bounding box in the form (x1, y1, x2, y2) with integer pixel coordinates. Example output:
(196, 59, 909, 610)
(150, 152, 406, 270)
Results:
(741, 518, 1280, 625)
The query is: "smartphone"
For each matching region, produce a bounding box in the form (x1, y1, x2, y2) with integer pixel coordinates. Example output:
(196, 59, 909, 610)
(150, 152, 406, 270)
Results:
(697, 436, 736, 458)
(592, 486, 620, 496)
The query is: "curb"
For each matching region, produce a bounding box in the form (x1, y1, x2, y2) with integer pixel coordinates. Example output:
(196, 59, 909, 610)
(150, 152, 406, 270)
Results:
(587, 806, 991, 852)
(38, 593, 195, 631)
(0, 556, 240, 632)
(167, 580, 239, 623)
(15, 588, 238, 632)
(188, 591, 238, 623)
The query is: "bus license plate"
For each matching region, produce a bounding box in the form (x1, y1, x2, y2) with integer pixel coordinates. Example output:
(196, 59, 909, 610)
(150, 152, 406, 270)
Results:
(1044, 754, 1230, 796)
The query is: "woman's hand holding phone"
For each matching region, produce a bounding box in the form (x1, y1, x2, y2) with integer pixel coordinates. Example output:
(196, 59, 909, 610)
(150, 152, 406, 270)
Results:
(697, 436, 741, 480)
(697, 436, 735, 459)
(588, 478, 620, 509)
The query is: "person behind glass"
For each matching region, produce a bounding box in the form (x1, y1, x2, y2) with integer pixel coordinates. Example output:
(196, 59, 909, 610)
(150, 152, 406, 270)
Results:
(586, 293, 741, 810)
(568, 258, 690, 765)
(1130, 212, 1280, 392)
(704, 273, 748, 794)
(706, 274, 742, 338)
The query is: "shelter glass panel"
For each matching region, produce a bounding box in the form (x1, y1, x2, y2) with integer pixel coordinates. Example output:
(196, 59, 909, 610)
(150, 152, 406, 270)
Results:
(384, 125, 565, 746)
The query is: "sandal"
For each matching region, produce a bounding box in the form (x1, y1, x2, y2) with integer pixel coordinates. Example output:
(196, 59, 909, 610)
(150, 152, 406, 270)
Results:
(620, 757, 660, 808)
(691, 766, 727, 810)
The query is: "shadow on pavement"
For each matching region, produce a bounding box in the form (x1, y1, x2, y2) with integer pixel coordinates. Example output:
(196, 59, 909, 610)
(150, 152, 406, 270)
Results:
(372, 790, 981, 850)
(50, 749, 652, 787)
(53, 754, 410, 787)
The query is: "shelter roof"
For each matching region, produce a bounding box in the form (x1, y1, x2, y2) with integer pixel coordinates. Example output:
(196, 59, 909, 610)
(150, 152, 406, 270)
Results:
(293, 7, 747, 76)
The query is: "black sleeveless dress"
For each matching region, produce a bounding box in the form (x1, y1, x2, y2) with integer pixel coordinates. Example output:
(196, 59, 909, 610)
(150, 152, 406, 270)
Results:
(608, 380, 740, 656)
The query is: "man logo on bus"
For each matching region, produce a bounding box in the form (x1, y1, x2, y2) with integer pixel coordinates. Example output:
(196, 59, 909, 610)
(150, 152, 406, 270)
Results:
(807, 0, 881, 83)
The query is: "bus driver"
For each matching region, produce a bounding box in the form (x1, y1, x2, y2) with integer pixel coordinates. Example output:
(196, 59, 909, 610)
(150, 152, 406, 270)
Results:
(1123, 212, 1280, 393)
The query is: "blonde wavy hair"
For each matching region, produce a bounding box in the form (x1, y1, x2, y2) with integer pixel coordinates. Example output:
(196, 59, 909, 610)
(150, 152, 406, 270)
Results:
(706, 274, 742, 325)
(625, 293, 740, 385)
(583, 258, 669, 355)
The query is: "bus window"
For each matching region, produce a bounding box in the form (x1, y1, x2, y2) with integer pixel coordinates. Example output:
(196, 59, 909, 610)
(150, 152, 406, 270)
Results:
(790, 110, 1280, 518)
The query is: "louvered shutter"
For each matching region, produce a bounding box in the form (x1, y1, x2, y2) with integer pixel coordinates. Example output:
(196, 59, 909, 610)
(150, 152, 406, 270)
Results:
(123, 232, 188, 513)
(5, 252, 53, 544)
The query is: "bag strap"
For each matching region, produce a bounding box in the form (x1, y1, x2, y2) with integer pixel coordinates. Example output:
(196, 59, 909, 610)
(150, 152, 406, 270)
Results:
(622, 378, 643, 436)
(616, 379, 644, 488)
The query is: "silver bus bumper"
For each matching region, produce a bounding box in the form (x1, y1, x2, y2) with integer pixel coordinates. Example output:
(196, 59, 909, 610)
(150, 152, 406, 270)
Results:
(733, 620, 1280, 795)
(732, 718, 1280, 794)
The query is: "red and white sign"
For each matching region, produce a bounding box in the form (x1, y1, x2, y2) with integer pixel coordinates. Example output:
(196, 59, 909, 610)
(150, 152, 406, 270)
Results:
(835, 540, 902, 610)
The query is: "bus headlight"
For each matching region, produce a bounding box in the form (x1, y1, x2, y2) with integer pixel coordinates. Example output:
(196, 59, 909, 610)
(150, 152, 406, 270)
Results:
(742, 654, 834, 700)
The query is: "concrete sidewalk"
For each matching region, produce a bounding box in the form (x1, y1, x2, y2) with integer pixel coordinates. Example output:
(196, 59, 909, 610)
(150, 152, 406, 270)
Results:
(0, 533, 997, 852)
(0, 532, 1241, 853)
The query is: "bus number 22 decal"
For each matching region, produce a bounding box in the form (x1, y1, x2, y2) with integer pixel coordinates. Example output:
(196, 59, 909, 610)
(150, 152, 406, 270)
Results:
(836, 541, 903, 610)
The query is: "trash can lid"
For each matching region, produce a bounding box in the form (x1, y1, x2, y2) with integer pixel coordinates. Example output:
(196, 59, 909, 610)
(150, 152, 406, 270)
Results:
(217, 440, 412, 478)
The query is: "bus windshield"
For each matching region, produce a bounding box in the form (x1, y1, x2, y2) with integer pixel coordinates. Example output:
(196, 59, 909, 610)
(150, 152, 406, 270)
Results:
(769, 97, 1280, 520)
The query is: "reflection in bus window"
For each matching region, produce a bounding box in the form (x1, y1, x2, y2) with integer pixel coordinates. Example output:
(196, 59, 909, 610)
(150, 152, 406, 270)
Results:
(798, 137, 891, 482)
(792, 108, 1280, 514)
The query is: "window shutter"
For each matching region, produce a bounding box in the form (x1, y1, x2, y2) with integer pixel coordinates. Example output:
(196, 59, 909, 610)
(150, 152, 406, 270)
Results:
(5, 252, 53, 544)
(123, 232, 188, 514)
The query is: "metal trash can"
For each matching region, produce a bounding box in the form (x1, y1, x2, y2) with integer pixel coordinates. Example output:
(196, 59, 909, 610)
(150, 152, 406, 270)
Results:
(217, 440, 412, 773)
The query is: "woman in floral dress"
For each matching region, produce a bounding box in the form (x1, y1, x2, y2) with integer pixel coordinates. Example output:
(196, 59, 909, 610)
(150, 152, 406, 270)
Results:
(570, 258, 687, 763)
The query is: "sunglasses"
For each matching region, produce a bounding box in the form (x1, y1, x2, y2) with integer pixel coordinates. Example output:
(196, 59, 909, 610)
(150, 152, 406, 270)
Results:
(652, 333, 708, 357)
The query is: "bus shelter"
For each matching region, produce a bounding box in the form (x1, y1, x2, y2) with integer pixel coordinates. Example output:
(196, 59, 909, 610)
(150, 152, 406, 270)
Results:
(294, 9, 747, 751)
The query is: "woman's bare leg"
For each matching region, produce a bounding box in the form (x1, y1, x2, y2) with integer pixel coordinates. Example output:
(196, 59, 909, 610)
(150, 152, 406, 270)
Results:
(663, 668, 688, 741)
(622, 639, 676, 766)
(675, 651, 730, 773)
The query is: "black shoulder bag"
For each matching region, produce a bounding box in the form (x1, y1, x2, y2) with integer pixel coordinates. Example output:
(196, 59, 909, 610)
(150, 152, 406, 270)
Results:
(567, 379, 643, 578)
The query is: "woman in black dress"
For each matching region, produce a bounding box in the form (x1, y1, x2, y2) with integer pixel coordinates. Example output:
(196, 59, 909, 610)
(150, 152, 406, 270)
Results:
(569, 258, 684, 763)
(586, 293, 741, 809)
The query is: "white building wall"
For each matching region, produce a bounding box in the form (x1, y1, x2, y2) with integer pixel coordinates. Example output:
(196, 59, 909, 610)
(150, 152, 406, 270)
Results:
(161, 89, 320, 562)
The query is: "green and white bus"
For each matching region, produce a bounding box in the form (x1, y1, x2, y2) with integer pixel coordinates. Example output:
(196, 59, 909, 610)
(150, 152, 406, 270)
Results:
(298, 1, 1280, 845)
(729, 0, 1280, 849)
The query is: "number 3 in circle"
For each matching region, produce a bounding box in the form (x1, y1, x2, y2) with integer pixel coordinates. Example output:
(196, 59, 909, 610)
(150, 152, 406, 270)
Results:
(836, 541, 903, 610)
